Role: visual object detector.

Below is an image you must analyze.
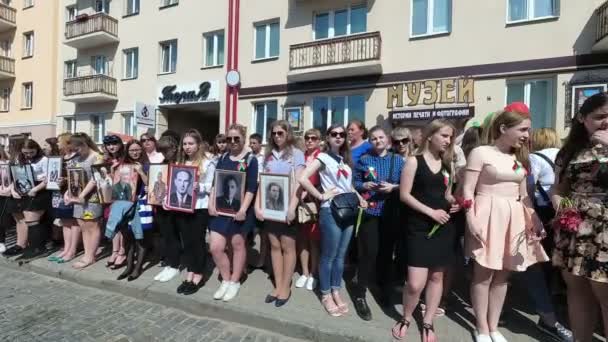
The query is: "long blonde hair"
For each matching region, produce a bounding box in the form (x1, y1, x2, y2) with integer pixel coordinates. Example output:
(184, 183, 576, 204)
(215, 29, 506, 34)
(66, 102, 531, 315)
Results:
(264, 120, 298, 160)
(178, 129, 207, 165)
(483, 110, 531, 170)
(416, 119, 455, 173)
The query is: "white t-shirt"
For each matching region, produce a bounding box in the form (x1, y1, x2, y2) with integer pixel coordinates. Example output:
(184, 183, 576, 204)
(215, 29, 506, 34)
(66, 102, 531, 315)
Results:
(316, 152, 353, 208)
(147, 151, 164, 164)
(529, 148, 558, 207)
(186, 158, 216, 209)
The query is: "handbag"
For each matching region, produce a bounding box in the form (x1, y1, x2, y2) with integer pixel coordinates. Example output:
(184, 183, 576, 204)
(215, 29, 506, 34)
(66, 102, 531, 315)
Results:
(330, 192, 359, 227)
(297, 201, 318, 224)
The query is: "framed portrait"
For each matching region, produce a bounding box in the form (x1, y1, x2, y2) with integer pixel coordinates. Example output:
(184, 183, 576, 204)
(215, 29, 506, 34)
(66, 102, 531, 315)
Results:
(112, 164, 139, 202)
(214, 169, 246, 217)
(147, 163, 169, 206)
(166, 164, 198, 213)
(0, 162, 11, 192)
(571, 84, 607, 118)
(284, 107, 303, 132)
(10, 164, 35, 196)
(67, 167, 87, 199)
(91, 163, 114, 204)
(45, 157, 62, 191)
(259, 173, 291, 223)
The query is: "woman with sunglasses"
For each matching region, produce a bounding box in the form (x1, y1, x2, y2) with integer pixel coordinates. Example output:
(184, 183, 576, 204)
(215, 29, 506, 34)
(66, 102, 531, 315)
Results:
(295, 128, 322, 291)
(255, 120, 305, 307)
(64, 133, 104, 269)
(391, 127, 413, 160)
(103, 135, 128, 269)
(299, 124, 368, 317)
(209, 124, 258, 302)
(141, 133, 164, 164)
(353, 126, 404, 321)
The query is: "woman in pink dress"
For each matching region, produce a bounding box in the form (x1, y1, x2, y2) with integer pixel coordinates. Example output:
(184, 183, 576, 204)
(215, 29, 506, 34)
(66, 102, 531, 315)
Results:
(462, 103, 548, 342)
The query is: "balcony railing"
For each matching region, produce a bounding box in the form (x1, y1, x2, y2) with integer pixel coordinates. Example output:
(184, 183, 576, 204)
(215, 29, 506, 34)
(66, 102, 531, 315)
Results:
(598, 1, 608, 43)
(65, 13, 118, 40)
(0, 55, 14, 75)
(289, 31, 381, 70)
(0, 2, 16, 24)
(64, 74, 117, 97)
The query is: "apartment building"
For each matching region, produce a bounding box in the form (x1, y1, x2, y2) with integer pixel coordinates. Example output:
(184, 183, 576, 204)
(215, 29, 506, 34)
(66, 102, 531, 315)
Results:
(0, 0, 60, 149)
(55, 0, 608, 141)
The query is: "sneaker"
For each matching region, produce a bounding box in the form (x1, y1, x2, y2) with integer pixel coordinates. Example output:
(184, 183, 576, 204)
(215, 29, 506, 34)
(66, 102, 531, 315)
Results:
(154, 267, 169, 281)
(295, 275, 308, 288)
(489, 331, 507, 342)
(2, 245, 24, 257)
(305, 277, 315, 291)
(158, 267, 179, 282)
(354, 297, 372, 321)
(475, 334, 492, 342)
(0, 243, 6, 254)
(213, 281, 230, 300)
(222, 282, 240, 302)
(536, 320, 573, 342)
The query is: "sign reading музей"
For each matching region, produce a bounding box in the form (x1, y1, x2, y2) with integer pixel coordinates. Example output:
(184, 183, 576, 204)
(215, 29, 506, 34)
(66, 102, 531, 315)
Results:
(387, 78, 475, 123)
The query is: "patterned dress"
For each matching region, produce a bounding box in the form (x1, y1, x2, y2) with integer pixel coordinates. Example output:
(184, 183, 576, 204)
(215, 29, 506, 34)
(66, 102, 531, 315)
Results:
(554, 145, 608, 283)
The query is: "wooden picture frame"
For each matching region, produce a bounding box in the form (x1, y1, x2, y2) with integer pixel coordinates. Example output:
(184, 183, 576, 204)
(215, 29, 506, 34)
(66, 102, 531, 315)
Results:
(45, 157, 63, 191)
(571, 84, 607, 118)
(0, 162, 11, 193)
(147, 163, 169, 206)
(67, 167, 87, 199)
(10, 164, 35, 196)
(91, 163, 114, 204)
(259, 172, 291, 223)
(112, 164, 139, 202)
(166, 164, 198, 213)
(214, 169, 246, 217)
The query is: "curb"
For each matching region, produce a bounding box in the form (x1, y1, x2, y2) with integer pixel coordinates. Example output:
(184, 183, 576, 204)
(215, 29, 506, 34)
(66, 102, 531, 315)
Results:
(1, 258, 371, 342)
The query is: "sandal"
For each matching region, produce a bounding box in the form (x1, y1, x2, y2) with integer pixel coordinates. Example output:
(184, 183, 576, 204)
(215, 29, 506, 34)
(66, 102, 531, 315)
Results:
(391, 317, 410, 340)
(106, 250, 119, 267)
(422, 323, 436, 342)
(47, 255, 60, 262)
(321, 295, 342, 317)
(72, 259, 94, 270)
(332, 291, 348, 315)
(110, 253, 127, 270)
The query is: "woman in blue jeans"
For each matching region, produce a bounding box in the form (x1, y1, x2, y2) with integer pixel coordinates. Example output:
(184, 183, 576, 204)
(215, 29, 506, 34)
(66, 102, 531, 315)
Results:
(299, 124, 367, 317)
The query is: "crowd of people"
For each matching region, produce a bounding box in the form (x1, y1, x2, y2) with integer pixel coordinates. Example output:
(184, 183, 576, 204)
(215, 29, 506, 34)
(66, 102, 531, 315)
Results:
(1, 93, 608, 342)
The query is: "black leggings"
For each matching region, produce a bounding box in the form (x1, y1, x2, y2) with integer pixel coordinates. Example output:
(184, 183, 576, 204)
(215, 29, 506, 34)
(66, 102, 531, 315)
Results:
(175, 209, 208, 275)
(0, 197, 9, 243)
(156, 208, 180, 269)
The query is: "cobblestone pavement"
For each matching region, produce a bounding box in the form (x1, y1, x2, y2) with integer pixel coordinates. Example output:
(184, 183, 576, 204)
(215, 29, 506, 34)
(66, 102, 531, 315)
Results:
(0, 266, 305, 342)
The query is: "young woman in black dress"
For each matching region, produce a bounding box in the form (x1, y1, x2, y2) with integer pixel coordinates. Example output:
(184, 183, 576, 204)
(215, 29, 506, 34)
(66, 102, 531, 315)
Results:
(392, 119, 460, 341)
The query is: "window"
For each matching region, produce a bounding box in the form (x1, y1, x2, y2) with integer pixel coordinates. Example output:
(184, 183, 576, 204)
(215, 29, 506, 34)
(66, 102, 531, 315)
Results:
(0, 88, 9, 112)
(95, 0, 109, 14)
(203, 31, 225, 67)
(160, 0, 178, 7)
(411, 0, 451, 37)
(122, 113, 135, 136)
(92, 55, 109, 75)
(23, 31, 33, 58)
(507, 0, 558, 23)
(123, 48, 138, 79)
(23, 0, 33, 8)
(159, 40, 177, 73)
(312, 95, 365, 132)
(253, 102, 278, 142)
(63, 117, 76, 133)
(125, 0, 139, 15)
(254, 21, 279, 60)
(66, 6, 77, 21)
(91, 115, 106, 143)
(506, 79, 554, 128)
(314, 5, 367, 40)
(21, 82, 32, 109)
(0, 40, 11, 57)
(64, 60, 76, 78)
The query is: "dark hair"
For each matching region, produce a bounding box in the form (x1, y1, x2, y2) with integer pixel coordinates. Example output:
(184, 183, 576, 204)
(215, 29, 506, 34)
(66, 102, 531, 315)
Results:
(18, 139, 44, 164)
(140, 133, 157, 143)
(222, 175, 239, 199)
(557, 92, 608, 178)
(348, 120, 368, 140)
(264, 120, 299, 160)
(368, 125, 386, 137)
(249, 133, 263, 143)
(266, 182, 284, 205)
(211, 134, 227, 155)
(160, 130, 181, 142)
(44, 137, 60, 156)
(103, 135, 125, 162)
(69, 132, 101, 153)
(461, 126, 483, 158)
(0, 144, 9, 161)
(157, 135, 179, 163)
(124, 140, 149, 164)
(324, 124, 353, 167)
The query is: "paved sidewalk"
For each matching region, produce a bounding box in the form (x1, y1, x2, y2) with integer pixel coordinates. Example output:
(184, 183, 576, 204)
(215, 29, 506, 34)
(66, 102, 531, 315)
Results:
(0, 251, 551, 342)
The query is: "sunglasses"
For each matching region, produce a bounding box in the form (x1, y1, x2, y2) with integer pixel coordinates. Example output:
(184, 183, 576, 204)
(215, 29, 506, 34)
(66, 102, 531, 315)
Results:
(329, 131, 346, 139)
(140, 138, 151, 143)
(396, 138, 410, 145)
(305, 135, 319, 141)
(227, 136, 241, 143)
(271, 131, 285, 137)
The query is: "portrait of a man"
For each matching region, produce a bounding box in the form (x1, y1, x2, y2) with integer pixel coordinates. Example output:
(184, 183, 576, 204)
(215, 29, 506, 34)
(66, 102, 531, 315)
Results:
(216, 175, 241, 213)
(170, 169, 193, 209)
(152, 171, 167, 204)
(112, 166, 134, 201)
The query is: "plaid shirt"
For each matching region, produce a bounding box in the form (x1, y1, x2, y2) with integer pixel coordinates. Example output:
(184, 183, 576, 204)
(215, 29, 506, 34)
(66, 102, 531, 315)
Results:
(354, 152, 404, 216)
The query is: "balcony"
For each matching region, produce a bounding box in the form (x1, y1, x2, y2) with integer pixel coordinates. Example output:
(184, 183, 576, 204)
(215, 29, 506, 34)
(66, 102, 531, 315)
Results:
(0, 3, 16, 32)
(0, 56, 14, 80)
(593, 1, 608, 52)
(63, 74, 117, 103)
(288, 31, 382, 82)
(64, 13, 119, 49)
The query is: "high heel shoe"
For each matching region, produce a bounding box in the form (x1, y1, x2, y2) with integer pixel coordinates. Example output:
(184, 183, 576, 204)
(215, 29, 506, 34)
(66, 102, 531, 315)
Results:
(275, 292, 291, 307)
(106, 250, 119, 268)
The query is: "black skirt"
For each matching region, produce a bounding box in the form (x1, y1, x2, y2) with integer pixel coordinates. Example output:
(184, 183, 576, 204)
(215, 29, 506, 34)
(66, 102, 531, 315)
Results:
(8, 191, 52, 213)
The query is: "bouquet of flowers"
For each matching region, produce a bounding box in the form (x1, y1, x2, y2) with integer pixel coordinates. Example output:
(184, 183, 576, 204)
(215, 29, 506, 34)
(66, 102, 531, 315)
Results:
(427, 196, 472, 239)
(552, 197, 582, 233)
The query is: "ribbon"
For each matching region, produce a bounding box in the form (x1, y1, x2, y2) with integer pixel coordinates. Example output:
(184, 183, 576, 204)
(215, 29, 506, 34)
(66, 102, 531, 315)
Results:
(364, 166, 378, 181)
(237, 159, 247, 172)
(512, 160, 528, 176)
(337, 167, 349, 180)
(355, 208, 364, 237)
(441, 169, 451, 187)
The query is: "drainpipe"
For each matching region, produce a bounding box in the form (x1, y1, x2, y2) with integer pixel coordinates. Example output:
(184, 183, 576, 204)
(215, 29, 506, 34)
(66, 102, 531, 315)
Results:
(224, 0, 234, 129)
(231, 0, 240, 125)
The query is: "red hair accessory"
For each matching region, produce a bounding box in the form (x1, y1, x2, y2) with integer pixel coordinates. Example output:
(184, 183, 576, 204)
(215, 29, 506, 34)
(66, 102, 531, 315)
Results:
(504, 102, 530, 117)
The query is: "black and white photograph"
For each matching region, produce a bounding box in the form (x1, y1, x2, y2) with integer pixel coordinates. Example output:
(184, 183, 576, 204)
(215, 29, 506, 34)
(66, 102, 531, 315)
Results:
(167, 164, 198, 213)
(147, 163, 169, 206)
(259, 173, 290, 222)
(67, 167, 87, 199)
(214, 169, 245, 217)
(91, 164, 113, 204)
(0, 162, 10, 191)
(10, 164, 35, 196)
(45, 157, 62, 190)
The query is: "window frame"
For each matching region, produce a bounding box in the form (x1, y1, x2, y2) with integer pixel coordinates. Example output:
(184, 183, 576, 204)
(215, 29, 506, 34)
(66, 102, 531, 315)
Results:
(312, 4, 368, 40)
(159, 0, 178, 9)
(125, 0, 140, 16)
(22, 31, 34, 58)
(91, 114, 106, 144)
(409, 0, 452, 38)
(0, 87, 9, 112)
(66, 5, 77, 21)
(505, 77, 555, 128)
(312, 94, 366, 130)
(92, 55, 109, 75)
(63, 117, 76, 134)
(21, 82, 32, 109)
(253, 20, 280, 61)
(252, 101, 278, 143)
(64, 60, 77, 78)
(0, 40, 11, 58)
(122, 48, 138, 80)
(94, 0, 109, 14)
(505, 0, 559, 24)
(203, 30, 225, 68)
(159, 39, 177, 74)
(23, 0, 33, 9)
(122, 112, 135, 136)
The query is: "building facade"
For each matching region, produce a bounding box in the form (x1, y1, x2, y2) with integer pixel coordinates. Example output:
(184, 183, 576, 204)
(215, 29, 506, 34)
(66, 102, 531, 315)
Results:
(53, 0, 608, 142)
(0, 0, 60, 149)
